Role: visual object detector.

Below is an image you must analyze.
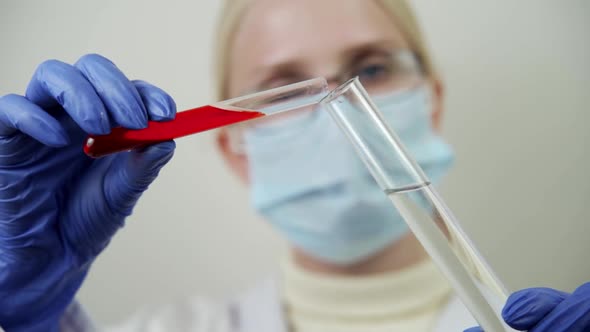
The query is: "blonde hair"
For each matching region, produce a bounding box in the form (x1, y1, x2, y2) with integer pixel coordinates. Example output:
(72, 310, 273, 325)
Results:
(212, 0, 437, 100)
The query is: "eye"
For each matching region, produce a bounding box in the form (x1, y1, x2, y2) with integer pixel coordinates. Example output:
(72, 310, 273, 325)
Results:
(354, 62, 391, 85)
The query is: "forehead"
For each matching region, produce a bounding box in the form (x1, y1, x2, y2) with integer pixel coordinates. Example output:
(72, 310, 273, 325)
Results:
(228, 0, 408, 94)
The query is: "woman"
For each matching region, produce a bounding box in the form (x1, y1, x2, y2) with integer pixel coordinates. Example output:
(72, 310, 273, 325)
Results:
(0, 0, 587, 331)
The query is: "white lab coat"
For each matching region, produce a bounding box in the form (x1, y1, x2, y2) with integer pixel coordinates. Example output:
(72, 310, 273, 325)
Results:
(62, 277, 478, 332)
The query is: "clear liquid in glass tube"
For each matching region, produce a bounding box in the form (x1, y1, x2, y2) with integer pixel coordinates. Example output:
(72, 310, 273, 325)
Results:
(387, 183, 515, 331)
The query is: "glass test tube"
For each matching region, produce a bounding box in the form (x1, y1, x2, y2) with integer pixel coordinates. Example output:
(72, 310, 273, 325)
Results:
(320, 78, 516, 332)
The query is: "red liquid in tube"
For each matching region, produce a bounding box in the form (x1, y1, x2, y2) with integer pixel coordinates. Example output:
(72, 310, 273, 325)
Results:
(84, 105, 264, 158)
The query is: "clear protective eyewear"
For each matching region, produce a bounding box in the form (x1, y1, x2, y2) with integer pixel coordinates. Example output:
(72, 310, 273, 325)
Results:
(227, 49, 426, 154)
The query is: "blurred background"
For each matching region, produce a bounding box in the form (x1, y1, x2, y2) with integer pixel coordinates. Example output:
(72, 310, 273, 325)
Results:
(1, 0, 588, 325)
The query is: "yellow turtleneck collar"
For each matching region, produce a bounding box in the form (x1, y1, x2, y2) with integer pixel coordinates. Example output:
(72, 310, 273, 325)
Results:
(280, 256, 453, 331)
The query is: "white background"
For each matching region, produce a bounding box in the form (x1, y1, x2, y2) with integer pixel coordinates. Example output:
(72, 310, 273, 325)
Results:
(1, 0, 589, 325)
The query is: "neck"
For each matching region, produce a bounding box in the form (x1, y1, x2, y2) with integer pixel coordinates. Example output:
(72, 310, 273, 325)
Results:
(292, 232, 429, 276)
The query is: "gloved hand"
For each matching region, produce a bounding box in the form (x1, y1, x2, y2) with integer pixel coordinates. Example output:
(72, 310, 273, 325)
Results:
(464, 282, 590, 331)
(0, 54, 176, 331)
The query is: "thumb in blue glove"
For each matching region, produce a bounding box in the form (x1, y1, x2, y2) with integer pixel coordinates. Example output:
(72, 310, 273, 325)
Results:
(503, 282, 590, 331)
(63, 141, 176, 260)
(464, 282, 590, 332)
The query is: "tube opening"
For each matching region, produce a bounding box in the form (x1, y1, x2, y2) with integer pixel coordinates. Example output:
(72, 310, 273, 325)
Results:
(320, 77, 360, 104)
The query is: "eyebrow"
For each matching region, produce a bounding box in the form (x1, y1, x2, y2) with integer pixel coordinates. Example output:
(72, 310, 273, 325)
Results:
(344, 39, 398, 57)
(252, 62, 309, 92)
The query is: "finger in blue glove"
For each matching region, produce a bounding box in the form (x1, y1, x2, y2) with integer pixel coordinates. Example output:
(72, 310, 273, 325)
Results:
(502, 286, 569, 330)
(463, 285, 569, 332)
(519, 282, 590, 331)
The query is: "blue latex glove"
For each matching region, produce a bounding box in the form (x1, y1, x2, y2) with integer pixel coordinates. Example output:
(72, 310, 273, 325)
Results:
(464, 282, 590, 331)
(0, 54, 176, 331)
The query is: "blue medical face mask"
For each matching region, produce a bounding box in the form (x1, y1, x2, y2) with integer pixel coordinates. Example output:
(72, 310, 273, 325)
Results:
(244, 84, 455, 265)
